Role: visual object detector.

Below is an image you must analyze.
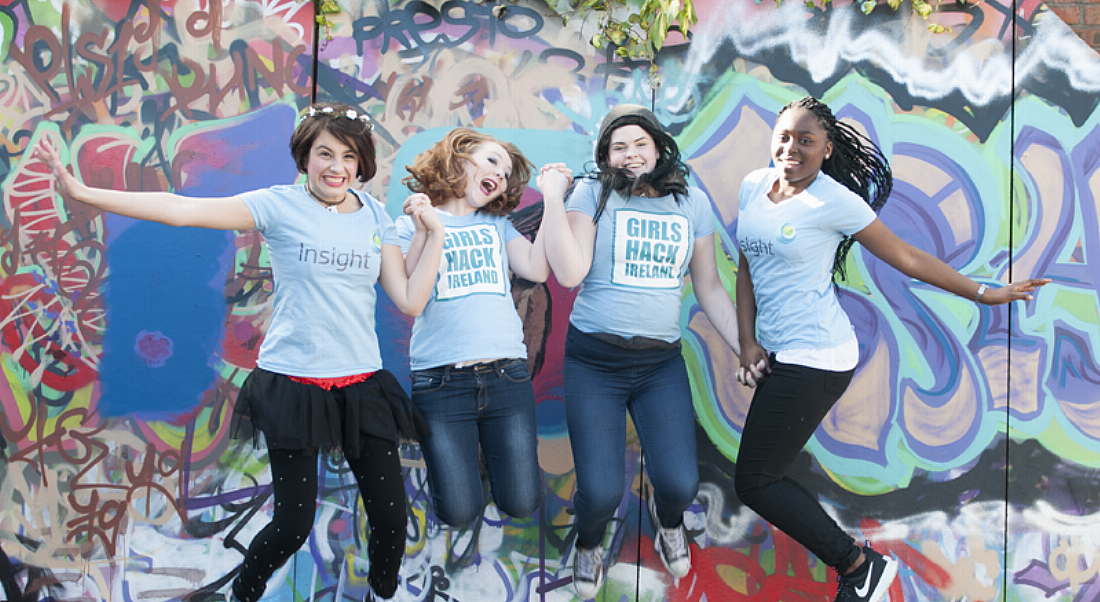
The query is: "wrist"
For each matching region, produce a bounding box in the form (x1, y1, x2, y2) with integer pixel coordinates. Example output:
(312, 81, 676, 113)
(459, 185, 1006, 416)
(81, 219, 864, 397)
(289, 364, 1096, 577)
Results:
(974, 283, 988, 304)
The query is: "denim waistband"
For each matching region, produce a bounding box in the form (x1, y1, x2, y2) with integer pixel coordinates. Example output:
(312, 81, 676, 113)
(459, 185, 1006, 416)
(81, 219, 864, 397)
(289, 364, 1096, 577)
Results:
(414, 358, 523, 376)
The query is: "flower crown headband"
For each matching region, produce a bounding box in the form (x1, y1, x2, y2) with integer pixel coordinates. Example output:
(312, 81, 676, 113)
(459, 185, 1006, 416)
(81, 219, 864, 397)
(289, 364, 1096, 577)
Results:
(300, 105, 374, 130)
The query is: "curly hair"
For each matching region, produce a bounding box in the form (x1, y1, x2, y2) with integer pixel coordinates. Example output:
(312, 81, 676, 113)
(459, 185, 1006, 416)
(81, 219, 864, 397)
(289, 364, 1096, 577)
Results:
(289, 101, 377, 182)
(588, 104, 690, 222)
(778, 97, 893, 282)
(402, 128, 534, 216)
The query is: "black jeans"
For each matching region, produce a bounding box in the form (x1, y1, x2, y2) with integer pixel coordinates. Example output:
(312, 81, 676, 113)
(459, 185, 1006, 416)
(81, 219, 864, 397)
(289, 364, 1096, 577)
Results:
(234, 443, 406, 601)
(734, 360, 861, 572)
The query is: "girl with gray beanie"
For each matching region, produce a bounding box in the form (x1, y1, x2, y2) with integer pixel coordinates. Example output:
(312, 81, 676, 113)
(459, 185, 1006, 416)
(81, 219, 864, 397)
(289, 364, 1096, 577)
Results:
(544, 104, 741, 598)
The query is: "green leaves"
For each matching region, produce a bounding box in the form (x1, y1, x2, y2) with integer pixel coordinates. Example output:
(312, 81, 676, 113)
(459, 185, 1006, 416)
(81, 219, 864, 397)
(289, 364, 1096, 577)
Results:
(312, 0, 340, 41)
(547, 0, 698, 86)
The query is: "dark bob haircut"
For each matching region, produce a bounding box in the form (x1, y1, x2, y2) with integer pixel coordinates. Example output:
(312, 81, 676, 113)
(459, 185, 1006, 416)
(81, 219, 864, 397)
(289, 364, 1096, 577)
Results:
(289, 102, 377, 183)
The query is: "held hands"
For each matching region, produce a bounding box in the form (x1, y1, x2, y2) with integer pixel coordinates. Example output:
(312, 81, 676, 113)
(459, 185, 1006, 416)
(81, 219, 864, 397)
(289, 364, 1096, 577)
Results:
(403, 193, 442, 233)
(536, 163, 572, 200)
(736, 340, 771, 388)
(978, 278, 1051, 305)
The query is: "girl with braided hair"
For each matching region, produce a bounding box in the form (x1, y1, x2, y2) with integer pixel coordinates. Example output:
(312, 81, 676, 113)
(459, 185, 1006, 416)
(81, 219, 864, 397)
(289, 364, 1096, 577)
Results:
(733, 97, 1048, 602)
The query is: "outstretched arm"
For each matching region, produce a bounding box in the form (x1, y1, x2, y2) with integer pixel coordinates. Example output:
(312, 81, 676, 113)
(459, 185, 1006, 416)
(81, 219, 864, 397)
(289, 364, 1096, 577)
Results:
(508, 164, 574, 283)
(734, 249, 770, 387)
(34, 136, 256, 231)
(380, 202, 444, 317)
(852, 218, 1050, 304)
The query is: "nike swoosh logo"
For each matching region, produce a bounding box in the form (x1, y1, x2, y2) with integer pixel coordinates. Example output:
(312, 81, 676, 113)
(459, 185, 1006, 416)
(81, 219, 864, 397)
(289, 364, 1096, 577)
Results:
(854, 571, 873, 598)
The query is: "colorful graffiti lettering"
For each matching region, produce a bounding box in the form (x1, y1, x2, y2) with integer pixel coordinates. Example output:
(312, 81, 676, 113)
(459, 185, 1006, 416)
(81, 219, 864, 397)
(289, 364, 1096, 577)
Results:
(1, 0, 1098, 601)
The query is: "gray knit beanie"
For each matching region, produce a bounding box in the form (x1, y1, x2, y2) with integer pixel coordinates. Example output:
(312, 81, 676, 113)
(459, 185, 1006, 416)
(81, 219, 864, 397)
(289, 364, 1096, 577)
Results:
(595, 104, 664, 163)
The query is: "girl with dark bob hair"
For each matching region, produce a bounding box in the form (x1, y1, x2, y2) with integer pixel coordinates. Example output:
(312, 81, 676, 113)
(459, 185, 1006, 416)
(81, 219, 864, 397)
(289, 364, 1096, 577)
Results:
(545, 105, 743, 598)
(734, 96, 1049, 602)
(383, 127, 573, 530)
(34, 101, 444, 602)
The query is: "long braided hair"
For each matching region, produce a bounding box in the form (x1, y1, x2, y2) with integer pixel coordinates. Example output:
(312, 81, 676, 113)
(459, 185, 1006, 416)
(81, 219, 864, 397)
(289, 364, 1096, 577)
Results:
(779, 97, 892, 282)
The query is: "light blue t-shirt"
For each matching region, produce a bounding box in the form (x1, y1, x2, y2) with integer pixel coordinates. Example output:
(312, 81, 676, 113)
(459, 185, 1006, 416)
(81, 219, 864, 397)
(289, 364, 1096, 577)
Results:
(567, 178, 715, 343)
(239, 184, 392, 377)
(384, 210, 527, 370)
(736, 168, 877, 352)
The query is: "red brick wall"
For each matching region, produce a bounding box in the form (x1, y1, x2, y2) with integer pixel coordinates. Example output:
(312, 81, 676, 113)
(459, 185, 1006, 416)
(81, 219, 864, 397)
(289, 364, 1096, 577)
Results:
(1048, 0, 1100, 50)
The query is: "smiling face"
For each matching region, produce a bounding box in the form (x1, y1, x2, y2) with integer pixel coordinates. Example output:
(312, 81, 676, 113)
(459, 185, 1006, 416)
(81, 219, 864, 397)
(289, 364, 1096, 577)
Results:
(452, 141, 513, 214)
(306, 130, 359, 203)
(771, 107, 833, 190)
(607, 124, 658, 177)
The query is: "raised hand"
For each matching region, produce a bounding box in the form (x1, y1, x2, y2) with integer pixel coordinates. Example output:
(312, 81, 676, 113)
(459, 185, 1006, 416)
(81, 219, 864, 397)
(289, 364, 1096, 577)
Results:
(536, 163, 572, 201)
(978, 278, 1052, 305)
(32, 136, 85, 202)
(403, 193, 442, 233)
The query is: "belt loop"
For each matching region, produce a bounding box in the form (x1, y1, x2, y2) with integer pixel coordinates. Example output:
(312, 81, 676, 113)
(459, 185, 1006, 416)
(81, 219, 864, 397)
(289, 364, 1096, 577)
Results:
(443, 365, 452, 382)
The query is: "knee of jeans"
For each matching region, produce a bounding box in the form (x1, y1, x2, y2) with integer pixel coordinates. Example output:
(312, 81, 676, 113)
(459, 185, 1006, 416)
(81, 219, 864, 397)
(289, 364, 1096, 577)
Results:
(496, 487, 542, 519)
(433, 495, 483, 529)
(656, 478, 699, 513)
(577, 486, 625, 521)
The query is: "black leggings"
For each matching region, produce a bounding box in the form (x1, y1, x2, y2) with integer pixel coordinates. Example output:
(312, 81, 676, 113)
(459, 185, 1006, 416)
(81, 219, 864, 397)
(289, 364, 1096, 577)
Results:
(234, 443, 407, 601)
(734, 360, 862, 572)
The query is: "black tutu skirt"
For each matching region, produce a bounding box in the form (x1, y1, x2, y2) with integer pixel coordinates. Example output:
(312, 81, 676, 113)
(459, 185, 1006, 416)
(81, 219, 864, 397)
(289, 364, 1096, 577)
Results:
(231, 367, 428, 459)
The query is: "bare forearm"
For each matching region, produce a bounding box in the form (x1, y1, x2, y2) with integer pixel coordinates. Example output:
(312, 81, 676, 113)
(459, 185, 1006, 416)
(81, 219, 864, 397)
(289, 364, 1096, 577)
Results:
(405, 231, 444, 312)
(514, 229, 551, 283)
(735, 258, 758, 347)
(404, 229, 429, 277)
(696, 280, 740, 350)
(546, 210, 595, 288)
(890, 246, 986, 300)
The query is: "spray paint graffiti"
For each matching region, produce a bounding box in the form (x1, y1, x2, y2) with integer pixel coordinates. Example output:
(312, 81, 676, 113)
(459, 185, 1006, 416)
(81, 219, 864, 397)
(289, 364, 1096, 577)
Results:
(0, 0, 1098, 600)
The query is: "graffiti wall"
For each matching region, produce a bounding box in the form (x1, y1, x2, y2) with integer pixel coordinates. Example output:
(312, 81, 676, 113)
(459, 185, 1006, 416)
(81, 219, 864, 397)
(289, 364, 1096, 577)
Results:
(0, 0, 1097, 600)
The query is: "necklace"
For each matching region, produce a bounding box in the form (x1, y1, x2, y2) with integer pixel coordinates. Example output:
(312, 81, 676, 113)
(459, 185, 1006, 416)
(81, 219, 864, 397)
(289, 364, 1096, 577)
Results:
(306, 183, 349, 213)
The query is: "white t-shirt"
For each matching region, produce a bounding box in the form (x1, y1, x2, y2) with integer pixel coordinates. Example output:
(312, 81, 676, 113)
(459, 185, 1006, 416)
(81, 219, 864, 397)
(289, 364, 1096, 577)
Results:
(239, 184, 392, 377)
(385, 210, 527, 370)
(567, 178, 716, 343)
(736, 168, 877, 361)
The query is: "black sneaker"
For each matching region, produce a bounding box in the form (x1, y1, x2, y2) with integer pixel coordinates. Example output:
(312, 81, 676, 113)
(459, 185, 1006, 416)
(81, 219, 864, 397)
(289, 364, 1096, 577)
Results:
(835, 546, 897, 602)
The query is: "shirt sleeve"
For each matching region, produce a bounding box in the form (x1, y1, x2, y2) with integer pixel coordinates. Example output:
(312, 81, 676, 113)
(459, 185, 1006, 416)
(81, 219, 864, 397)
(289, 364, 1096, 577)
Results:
(503, 218, 522, 244)
(384, 214, 415, 252)
(738, 169, 773, 213)
(690, 187, 716, 239)
(565, 178, 599, 218)
(826, 186, 878, 236)
(238, 187, 278, 233)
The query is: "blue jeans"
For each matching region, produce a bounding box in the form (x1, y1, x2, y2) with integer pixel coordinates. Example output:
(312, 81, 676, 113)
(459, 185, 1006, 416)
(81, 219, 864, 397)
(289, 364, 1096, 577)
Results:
(564, 326, 700, 550)
(411, 358, 542, 528)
